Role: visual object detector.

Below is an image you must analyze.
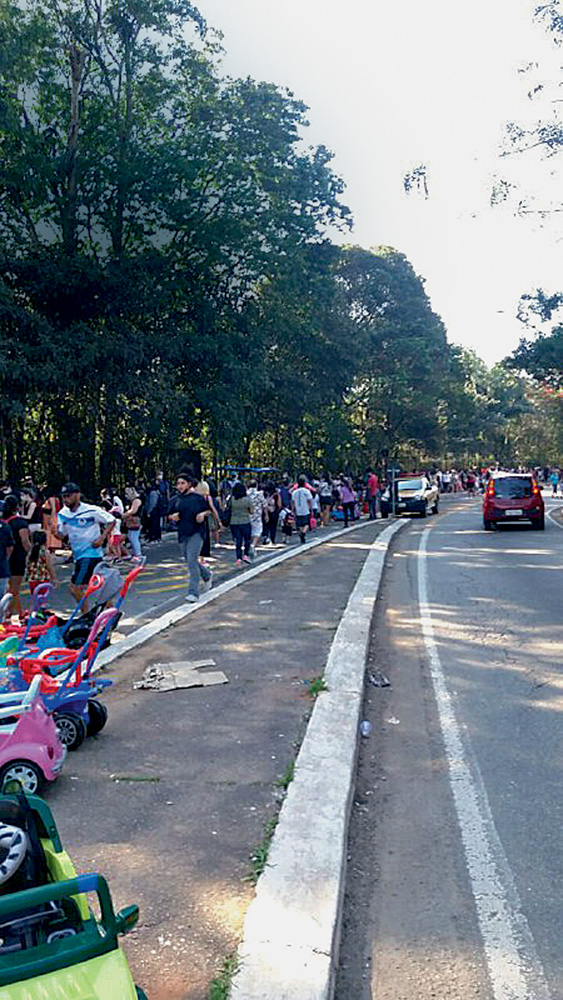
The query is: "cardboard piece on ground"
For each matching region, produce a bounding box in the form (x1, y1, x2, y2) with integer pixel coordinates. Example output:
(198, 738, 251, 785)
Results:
(134, 659, 228, 691)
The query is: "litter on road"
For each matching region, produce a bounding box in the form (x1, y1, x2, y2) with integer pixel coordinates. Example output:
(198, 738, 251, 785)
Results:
(368, 669, 391, 688)
(133, 660, 228, 691)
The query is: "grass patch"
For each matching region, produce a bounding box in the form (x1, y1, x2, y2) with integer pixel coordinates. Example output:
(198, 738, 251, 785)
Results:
(208, 953, 239, 1000)
(305, 676, 328, 698)
(245, 816, 278, 884)
(276, 759, 295, 791)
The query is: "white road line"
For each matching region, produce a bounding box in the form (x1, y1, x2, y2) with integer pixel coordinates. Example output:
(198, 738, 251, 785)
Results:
(418, 528, 551, 1000)
(547, 505, 563, 529)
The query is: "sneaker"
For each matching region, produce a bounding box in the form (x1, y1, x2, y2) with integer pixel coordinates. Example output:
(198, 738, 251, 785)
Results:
(185, 594, 199, 603)
(299, 532, 305, 544)
(242, 555, 251, 564)
(236, 559, 243, 568)
(201, 570, 214, 593)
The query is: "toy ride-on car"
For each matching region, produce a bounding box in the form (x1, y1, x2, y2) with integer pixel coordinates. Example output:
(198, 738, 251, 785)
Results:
(0, 676, 66, 795)
(0, 787, 147, 998)
(3, 608, 120, 752)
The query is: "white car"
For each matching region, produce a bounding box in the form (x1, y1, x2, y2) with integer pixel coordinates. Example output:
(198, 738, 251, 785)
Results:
(380, 476, 439, 518)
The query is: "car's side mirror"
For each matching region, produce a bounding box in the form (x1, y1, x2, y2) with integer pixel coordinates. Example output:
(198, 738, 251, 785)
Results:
(116, 904, 140, 935)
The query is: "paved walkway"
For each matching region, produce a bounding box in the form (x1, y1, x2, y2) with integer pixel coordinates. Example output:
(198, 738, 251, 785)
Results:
(33, 519, 358, 636)
(47, 518, 388, 1000)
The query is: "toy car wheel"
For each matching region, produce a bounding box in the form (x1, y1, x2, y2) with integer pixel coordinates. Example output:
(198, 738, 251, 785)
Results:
(54, 712, 87, 751)
(0, 760, 44, 795)
(86, 698, 108, 737)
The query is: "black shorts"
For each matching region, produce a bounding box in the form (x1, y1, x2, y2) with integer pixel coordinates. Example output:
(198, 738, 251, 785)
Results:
(72, 557, 102, 586)
(320, 499, 332, 509)
(296, 514, 310, 528)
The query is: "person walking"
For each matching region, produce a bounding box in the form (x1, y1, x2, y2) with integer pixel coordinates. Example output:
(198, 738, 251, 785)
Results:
(2, 494, 31, 618)
(194, 479, 221, 561)
(0, 518, 13, 613)
(318, 475, 333, 526)
(41, 484, 61, 552)
(167, 472, 212, 602)
(122, 484, 143, 561)
(292, 475, 313, 544)
(339, 477, 356, 527)
(146, 482, 162, 542)
(230, 482, 253, 566)
(367, 469, 380, 519)
(25, 530, 59, 594)
(550, 469, 559, 497)
(247, 479, 265, 557)
(263, 482, 281, 545)
(20, 486, 44, 538)
(55, 483, 115, 605)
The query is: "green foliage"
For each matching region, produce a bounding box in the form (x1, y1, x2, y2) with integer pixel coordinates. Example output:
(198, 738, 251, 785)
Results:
(334, 246, 450, 464)
(2, 0, 541, 484)
(305, 676, 328, 698)
(208, 953, 239, 1000)
(0, 0, 352, 486)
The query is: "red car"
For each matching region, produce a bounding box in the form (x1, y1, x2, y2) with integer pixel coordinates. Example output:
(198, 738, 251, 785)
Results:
(482, 473, 544, 530)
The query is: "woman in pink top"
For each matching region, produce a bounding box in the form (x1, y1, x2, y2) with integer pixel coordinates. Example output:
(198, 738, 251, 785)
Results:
(339, 479, 355, 527)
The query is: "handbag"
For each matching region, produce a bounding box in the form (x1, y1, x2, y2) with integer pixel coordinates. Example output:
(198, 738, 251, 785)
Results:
(221, 500, 232, 527)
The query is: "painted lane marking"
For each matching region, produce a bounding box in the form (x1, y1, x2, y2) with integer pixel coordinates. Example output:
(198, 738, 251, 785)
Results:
(547, 505, 563, 530)
(418, 528, 551, 1000)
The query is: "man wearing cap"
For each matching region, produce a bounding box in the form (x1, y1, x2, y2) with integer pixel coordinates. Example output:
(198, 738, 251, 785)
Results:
(55, 483, 115, 603)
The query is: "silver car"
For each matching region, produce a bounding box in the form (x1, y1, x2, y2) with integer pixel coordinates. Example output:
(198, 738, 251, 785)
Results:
(380, 476, 439, 518)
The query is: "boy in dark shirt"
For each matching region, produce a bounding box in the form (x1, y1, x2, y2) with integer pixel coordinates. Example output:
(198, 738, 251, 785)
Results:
(168, 473, 212, 602)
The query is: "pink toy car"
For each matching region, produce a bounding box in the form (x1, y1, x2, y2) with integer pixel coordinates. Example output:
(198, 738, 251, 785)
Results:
(0, 675, 66, 794)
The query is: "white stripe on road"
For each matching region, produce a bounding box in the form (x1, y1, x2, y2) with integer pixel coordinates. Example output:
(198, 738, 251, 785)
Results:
(547, 504, 563, 530)
(418, 528, 551, 1000)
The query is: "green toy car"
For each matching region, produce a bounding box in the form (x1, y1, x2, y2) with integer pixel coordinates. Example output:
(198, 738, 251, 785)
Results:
(0, 789, 147, 999)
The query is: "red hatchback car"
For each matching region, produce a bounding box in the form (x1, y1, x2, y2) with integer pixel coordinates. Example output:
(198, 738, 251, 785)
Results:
(482, 473, 544, 530)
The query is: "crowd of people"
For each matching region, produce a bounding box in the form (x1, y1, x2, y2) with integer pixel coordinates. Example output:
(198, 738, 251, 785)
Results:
(0, 463, 559, 613)
(0, 468, 383, 613)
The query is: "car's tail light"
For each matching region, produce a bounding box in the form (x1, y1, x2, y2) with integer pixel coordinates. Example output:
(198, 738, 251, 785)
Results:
(532, 483, 541, 496)
(487, 481, 495, 496)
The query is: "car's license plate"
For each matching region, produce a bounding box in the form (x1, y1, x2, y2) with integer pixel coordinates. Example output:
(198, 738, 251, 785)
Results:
(505, 509, 521, 516)
(398, 503, 406, 509)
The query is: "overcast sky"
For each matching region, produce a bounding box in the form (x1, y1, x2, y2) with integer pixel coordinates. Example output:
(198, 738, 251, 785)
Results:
(194, 0, 563, 365)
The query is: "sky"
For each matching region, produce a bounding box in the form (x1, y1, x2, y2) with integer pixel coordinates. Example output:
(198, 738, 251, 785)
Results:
(193, 0, 563, 365)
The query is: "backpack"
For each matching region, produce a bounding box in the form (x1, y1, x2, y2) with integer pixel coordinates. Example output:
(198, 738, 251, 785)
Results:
(221, 499, 232, 527)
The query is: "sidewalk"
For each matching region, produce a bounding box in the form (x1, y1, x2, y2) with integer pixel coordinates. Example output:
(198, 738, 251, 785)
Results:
(48, 517, 392, 1000)
(43, 520, 357, 637)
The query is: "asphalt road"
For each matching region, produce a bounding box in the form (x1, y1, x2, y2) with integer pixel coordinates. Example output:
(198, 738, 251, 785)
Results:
(45, 518, 386, 1000)
(336, 492, 563, 1000)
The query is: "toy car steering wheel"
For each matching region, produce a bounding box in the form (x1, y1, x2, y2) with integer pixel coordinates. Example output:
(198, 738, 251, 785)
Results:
(0, 821, 28, 884)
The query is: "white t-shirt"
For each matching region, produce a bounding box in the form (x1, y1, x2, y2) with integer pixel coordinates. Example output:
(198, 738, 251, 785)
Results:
(57, 502, 114, 559)
(292, 487, 313, 516)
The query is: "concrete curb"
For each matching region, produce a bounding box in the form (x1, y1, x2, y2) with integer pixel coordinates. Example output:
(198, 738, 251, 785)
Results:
(229, 519, 406, 1000)
(95, 517, 387, 671)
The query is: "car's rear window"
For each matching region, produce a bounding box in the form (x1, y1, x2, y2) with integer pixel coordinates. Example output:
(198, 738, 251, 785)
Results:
(398, 479, 424, 491)
(494, 477, 533, 498)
